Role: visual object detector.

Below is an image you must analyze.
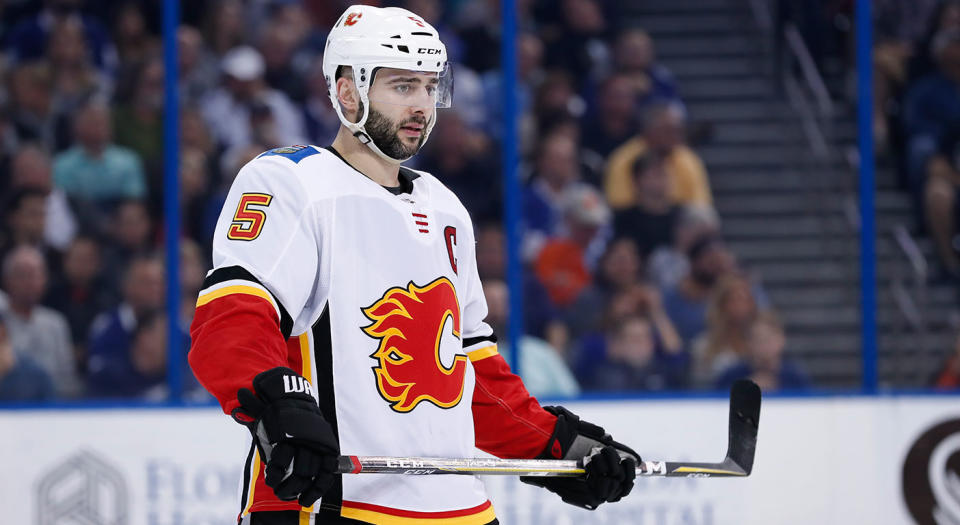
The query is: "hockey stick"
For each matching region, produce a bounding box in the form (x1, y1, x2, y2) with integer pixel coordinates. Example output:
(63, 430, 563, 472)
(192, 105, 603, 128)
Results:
(336, 379, 761, 478)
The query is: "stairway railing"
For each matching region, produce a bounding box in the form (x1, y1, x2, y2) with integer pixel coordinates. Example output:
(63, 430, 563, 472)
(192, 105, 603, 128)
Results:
(746, 0, 857, 258)
(889, 223, 930, 386)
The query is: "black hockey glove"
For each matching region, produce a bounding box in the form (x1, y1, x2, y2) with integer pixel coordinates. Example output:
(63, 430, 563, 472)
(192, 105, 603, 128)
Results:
(232, 367, 339, 507)
(521, 406, 639, 510)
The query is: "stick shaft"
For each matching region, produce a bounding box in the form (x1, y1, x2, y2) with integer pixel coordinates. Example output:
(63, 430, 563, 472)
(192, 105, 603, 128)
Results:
(337, 456, 747, 478)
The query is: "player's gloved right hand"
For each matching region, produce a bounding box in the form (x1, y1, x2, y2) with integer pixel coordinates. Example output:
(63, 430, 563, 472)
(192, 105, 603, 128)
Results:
(232, 367, 339, 507)
(521, 406, 639, 510)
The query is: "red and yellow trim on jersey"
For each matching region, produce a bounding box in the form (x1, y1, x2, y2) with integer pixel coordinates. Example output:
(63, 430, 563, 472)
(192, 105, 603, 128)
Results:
(466, 345, 498, 363)
(297, 330, 317, 515)
(240, 450, 261, 517)
(195, 280, 281, 320)
(340, 500, 496, 525)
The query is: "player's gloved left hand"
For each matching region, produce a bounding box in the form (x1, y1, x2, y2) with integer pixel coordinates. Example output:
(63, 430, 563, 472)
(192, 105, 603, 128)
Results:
(232, 367, 340, 507)
(521, 406, 639, 510)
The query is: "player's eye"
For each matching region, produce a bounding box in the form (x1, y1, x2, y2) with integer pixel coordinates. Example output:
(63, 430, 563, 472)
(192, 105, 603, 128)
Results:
(426, 85, 436, 96)
(393, 84, 411, 94)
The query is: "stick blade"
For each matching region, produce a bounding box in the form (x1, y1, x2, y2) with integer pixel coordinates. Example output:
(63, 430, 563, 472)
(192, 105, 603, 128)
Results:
(726, 379, 761, 475)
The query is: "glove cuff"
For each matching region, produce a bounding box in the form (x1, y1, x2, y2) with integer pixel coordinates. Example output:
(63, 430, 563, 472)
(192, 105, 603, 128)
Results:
(539, 406, 588, 459)
(252, 367, 317, 404)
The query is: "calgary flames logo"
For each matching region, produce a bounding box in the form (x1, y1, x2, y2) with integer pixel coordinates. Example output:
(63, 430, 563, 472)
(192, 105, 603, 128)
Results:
(362, 278, 467, 413)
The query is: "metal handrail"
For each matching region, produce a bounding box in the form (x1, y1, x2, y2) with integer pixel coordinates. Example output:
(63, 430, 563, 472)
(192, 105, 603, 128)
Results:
(889, 222, 930, 386)
(892, 224, 928, 284)
(747, 0, 854, 260)
(784, 24, 834, 117)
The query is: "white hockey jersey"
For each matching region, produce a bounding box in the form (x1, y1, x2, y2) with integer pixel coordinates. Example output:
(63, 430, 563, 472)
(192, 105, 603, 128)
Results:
(189, 145, 556, 524)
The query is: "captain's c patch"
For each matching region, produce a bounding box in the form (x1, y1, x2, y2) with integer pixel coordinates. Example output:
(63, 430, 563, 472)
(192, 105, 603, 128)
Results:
(227, 193, 273, 241)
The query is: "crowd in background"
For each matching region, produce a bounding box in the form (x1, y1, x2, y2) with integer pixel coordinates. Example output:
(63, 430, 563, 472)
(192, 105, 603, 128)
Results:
(0, 0, 809, 402)
(871, 0, 960, 387)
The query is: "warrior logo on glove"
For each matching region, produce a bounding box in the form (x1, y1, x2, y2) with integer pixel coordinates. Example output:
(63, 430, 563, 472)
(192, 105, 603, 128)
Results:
(362, 277, 467, 412)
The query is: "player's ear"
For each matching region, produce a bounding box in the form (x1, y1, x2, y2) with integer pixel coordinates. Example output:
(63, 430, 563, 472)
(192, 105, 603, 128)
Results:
(336, 75, 360, 121)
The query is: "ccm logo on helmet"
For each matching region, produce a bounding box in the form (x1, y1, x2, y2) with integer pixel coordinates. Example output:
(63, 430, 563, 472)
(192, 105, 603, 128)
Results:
(418, 48, 442, 55)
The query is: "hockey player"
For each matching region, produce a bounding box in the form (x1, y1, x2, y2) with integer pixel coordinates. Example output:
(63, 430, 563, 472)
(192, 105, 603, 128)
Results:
(189, 5, 638, 524)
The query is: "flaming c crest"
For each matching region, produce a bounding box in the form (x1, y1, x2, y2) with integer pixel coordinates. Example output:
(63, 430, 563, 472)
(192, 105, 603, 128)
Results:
(362, 277, 467, 412)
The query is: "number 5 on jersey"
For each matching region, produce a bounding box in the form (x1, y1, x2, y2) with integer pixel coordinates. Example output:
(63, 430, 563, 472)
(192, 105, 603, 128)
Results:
(227, 193, 273, 241)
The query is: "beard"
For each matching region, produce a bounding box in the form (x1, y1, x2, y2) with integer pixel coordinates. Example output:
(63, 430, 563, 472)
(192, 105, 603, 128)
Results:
(364, 105, 428, 161)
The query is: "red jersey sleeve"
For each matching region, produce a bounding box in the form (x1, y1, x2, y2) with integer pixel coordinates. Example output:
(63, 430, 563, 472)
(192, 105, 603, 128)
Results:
(188, 267, 292, 415)
(457, 223, 556, 458)
(469, 344, 557, 458)
(189, 152, 319, 414)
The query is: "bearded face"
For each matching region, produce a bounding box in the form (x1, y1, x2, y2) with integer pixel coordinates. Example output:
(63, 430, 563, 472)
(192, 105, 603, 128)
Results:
(365, 103, 429, 161)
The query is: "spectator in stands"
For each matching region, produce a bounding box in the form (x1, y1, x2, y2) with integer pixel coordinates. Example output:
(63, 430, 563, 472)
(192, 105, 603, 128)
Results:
(567, 237, 643, 339)
(541, 0, 609, 88)
(904, 30, 960, 209)
(572, 281, 684, 387)
(522, 131, 592, 260)
(86, 255, 164, 398)
(0, 246, 79, 397)
(661, 233, 737, 345)
(584, 314, 684, 391)
(647, 205, 721, 290)
(46, 17, 112, 147)
(418, 110, 501, 222)
(923, 115, 960, 277)
(10, 145, 77, 252)
(604, 101, 712, 210)
(91, 310, 168, 399)
(259, 19, 307, 102)
(202, 0, 246, 57)
(482, 278, 580, 398)
(475, 222, 557, 339)
(112, 2, 159, 67)
(200, 45, 306, 151)
(533, 185, 610, 309)
(178, 26, 218, 106)
(582, 74, 638, 159)
(533, 71, 587, 139)
(113, 56, 165, 202)
(610, 28, 681, 110)
(933, 330, 960, 388)
(908, 0, 960, 83)
(302, 57, 342, 147)
(53, 99, 147, 203)
(179, 238, 206, 328)
(0, 313, 54, 402)
(1, 189, 50, 263)
(454, 0, 508, 74)
(181, 106, 215, 159)
(7, 62, 55, 147)
(613, 151, 683, 258)
(101, 200, 154, 295)
(714, 312, 809, 392)
(690, 275, 762, 389)
(180, 147, 214, 245)
(5, 0, 116, 72)
(43, 235, 111, 368)
(483, 31, 545, 151)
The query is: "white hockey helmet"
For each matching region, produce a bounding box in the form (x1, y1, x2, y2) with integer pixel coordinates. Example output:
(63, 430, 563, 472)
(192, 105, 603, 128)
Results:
(323, 5, 452, 163)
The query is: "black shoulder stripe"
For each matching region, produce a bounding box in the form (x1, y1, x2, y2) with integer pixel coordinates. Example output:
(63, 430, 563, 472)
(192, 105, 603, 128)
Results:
(203, 266, 294, 339)
(463, 334, 497, 348)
